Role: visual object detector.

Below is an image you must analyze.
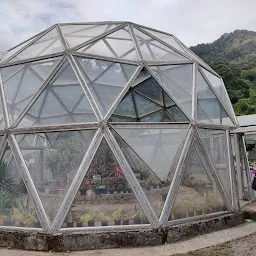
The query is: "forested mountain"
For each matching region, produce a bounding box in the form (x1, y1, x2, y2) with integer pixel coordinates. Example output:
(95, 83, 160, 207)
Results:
(190, 30, 256, 116)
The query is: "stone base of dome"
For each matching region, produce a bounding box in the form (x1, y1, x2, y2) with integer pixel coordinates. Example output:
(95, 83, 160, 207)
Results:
(0, 212, 244, 252)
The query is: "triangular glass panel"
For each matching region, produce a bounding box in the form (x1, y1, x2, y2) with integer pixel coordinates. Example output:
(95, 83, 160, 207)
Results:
(110, 69, 189, 122)
(113, 130, 172, 218)
(133, 28, 188, 61)
(112, 92, 137, 118)
(2, 36, 38, 63)
(177, 41, 214, 71)
(0, 100, 5, 130)
(61, 24, 118, 48)
(134, 92, 162, 117)
(9, 28, 64, 62)
(168, 141, 227, 221)
(78, 26, 138, 61)
(76, 57, 138, 117)
(1, 58, 60, 124)
(201, 67, 236, 122)
(199, 129, 232, 202)
(62, 137, 149, 228)
(0, 135, 4, 147)
(150, 64, 193, 117)
(131, 68, 151, 87)
(196, 70, 234, 126)
(140, 111, 165, 122)
(18, 61, 97, 127)
(140, 27, 189, 56)
(16, 130, 96, 223)
(134, 76, 163, 105)
(0, 144, 41, 228)
(114, 127, 188, 181)
(167, 106, 189, 122)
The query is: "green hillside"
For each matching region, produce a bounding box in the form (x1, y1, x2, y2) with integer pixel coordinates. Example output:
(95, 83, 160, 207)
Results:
(190, 29, 256, 116)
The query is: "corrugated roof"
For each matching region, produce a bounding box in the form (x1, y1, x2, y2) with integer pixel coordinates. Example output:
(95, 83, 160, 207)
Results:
(237, 114, 256, 127)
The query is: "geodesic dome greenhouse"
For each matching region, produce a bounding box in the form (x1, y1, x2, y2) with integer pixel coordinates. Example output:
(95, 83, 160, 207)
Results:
(0, 22, 239, 232)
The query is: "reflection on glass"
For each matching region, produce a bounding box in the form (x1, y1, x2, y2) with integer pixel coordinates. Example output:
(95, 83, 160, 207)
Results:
(16, 130, 96, 222)
(150, 65, 193, 117)
(169, 145, 226, 221)
(0, 149, 41, 228)
(78, 26, 138, 60)
(18, 61, 97, 127)
(1, 58, 60, 124)
(134, 28, 187, 62)
(114, 131, 172, 217)
(62, 24, 117, 48)
(197, 70, 234, 126)
(77, 57, 138, 117)
(114, 128, 188, 182)
(199, 129, 231, 200)
(110, 69, 189, 123)
(62, 138, 148, 228)
(10, 28, 63, 63)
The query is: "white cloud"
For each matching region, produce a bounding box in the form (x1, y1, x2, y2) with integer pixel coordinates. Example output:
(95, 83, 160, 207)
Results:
(0, 0, 256, 52)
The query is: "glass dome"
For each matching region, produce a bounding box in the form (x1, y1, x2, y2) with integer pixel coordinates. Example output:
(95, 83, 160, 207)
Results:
(0, 22, 237, 232)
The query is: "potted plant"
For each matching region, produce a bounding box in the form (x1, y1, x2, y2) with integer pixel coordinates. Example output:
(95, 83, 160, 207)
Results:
(73, 212, 82, 227)
(122, 211, 130, 225)
(95, 185, 106, 195)
(145, 181, 151, 191)
(11, 208, 24, 226)
(169, 209, 174, 221)
(196, 204, 203, 216)
(0, 215, 7, 225)
(133, 211, 141, 224)
(80, 211, 94, 227)
(80, 187, 87, 196)
(112, 208, 122, 225)
(186, 202, 197, 217)
(23, 212, 38, 227)
(66, 211, 74, 228)
(203, 192, 215, 214)
(172, 206, 185, 219)
(97, 210, 110, 226)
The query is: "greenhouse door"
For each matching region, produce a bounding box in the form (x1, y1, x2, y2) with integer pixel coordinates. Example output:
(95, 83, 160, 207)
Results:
(231, 133, 254, 202)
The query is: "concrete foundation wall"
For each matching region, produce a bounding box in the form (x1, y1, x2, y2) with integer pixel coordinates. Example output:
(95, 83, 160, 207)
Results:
(0, 213, 245, 252)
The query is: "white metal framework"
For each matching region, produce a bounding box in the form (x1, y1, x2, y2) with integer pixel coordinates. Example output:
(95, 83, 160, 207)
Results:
(0, 22, 239, 233)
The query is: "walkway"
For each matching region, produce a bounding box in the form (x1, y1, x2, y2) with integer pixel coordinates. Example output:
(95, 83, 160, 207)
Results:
(1, 221, 256, 256)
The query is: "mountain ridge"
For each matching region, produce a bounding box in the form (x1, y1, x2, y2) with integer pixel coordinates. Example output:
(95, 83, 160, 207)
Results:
(189, 29, 256, 116)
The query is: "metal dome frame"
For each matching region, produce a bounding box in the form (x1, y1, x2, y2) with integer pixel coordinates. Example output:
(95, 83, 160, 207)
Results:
(0, 22, 240, 233)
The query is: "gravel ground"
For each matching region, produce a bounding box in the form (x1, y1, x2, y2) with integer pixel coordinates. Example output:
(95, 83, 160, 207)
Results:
(1, 221, 256, 256)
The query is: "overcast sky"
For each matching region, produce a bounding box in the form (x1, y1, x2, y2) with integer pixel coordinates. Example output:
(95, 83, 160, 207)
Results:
(1, 0, 256, 52)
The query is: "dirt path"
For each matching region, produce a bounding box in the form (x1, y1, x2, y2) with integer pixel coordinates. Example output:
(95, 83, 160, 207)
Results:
(1, 221, 256, 256)
(171, 233, 256, 256)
